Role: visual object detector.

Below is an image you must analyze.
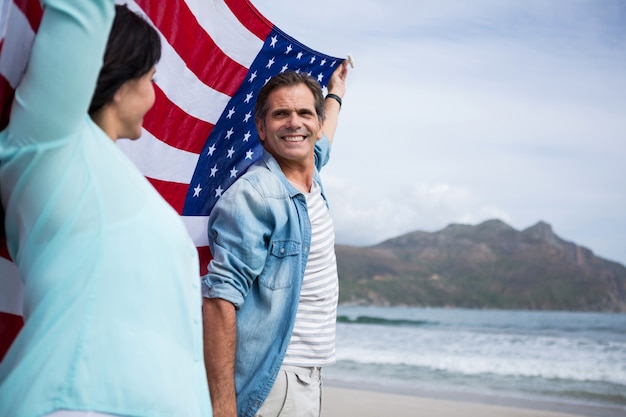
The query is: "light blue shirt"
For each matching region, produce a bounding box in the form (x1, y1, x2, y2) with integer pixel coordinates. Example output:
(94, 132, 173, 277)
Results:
(0, 1, 211, 416)
(202, 137, 330, 417)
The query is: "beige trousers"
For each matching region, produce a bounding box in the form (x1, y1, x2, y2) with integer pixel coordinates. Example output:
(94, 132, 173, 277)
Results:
(255, 365, 323, 417)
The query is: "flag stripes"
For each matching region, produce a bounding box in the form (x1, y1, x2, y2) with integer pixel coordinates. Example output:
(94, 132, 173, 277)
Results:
(0, 0, 343, 361)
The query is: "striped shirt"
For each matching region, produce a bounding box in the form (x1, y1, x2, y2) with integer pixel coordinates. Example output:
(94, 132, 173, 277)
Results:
(283, 181, 339, 367)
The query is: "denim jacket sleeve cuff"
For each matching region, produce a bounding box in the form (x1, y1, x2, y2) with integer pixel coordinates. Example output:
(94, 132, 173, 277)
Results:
(201, 277, 245, 310)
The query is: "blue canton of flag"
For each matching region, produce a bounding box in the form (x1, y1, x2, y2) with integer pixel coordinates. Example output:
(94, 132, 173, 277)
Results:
(182, 28, 341, 216)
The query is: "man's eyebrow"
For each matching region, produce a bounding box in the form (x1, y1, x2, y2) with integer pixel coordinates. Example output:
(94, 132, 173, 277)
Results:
(271, 107, 316, 115)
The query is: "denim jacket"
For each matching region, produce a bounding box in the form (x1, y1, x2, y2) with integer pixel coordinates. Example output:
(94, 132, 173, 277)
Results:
(202, 136, 331, 417)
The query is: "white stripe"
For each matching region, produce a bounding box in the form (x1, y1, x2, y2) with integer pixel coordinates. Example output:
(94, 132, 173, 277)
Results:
(0, 2, 35, 88)
(285, 182, 338, 366)
(153, 34, 230, 123)
(181, 215, 210, 247)
(186, 0, 265, 68)
(0, 256, 23, 315)
(121, 0, 231, 124)
(116, 129, 199, 184)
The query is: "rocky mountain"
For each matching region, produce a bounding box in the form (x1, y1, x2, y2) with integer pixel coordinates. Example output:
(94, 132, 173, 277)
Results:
(335, 219, 626, 311)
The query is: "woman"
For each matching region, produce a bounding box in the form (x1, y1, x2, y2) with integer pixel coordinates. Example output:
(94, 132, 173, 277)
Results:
(0, 2, 212, 416)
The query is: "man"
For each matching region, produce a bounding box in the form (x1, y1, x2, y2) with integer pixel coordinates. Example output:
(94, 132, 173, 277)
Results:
(202, 61, 349, 417)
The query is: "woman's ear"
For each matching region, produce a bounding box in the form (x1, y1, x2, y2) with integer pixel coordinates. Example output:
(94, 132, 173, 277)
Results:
(112, 82, 127, 105)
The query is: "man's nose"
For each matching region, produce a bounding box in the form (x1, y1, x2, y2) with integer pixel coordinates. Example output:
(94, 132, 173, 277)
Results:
(285, 112, 303, 128)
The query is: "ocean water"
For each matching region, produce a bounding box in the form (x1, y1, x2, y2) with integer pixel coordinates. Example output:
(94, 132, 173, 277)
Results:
(325, 306, 626, 417)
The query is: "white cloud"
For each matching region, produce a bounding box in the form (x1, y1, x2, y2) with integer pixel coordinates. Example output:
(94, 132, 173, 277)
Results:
(324, 175, 511, 246)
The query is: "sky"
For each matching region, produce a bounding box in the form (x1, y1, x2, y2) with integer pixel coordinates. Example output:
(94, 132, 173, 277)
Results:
(249, 0, 626, 266)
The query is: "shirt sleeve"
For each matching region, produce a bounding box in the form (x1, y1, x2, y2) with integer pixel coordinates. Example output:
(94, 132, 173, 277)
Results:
(7, 0, 115, 145)
(314, 134, 331, 171)
(202, 176, 275, 309)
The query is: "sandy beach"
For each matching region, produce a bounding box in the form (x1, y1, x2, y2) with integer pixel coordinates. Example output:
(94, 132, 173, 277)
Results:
(322, 386, 615, 417)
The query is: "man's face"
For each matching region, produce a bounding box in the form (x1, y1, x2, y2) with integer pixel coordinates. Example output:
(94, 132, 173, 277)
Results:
(256, 84, 323, 170)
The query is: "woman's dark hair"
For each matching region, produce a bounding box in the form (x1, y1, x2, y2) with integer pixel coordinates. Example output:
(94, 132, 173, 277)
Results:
(254, 71, 325, 127)
(88, 5, 161, 115)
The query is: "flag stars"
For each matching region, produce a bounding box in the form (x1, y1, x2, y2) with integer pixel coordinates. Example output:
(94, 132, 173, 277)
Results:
(186, 35, 343, 215)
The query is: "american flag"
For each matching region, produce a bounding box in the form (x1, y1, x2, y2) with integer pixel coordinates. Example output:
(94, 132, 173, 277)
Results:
(0, 0, 343, 361)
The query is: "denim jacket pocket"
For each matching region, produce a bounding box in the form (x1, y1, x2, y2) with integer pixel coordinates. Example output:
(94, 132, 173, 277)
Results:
(258, 240, 301, 289)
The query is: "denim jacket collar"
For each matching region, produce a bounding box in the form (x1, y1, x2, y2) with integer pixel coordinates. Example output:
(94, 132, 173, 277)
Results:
(260, 147, 327, 203)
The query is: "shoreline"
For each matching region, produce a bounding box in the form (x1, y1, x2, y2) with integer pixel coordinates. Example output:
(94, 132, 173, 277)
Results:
(323, 381, 625, 417)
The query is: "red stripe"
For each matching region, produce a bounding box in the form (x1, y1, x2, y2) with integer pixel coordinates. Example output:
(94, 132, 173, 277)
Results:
(0, 75, 14, 131)
(0, 237, 11, 260)
(13, 0, 43, 32)
(197, 246, 213, 276)
(0, 311, 23, 362)
(223, 0, 273, 40)
(135, 0, 249, 97)
(147, 177, 189, 214)
(143, 85, 213, 155)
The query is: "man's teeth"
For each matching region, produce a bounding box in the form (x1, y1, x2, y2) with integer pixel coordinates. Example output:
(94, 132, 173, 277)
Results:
(283, 136, 305, 142)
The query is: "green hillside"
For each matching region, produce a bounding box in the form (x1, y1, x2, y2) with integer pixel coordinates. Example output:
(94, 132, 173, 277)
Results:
(336, 219, 626, 311)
